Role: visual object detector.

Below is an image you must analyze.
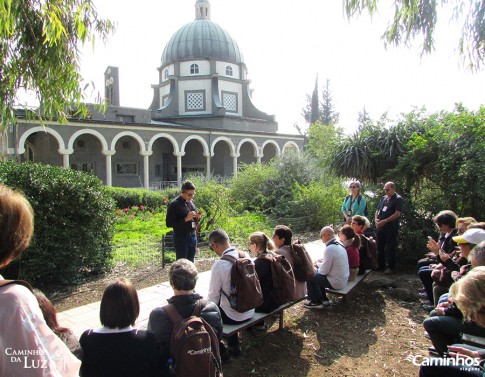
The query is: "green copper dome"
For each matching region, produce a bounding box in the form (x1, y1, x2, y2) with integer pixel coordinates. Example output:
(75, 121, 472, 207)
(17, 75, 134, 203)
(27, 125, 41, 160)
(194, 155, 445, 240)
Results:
(161, 19, 244, 66)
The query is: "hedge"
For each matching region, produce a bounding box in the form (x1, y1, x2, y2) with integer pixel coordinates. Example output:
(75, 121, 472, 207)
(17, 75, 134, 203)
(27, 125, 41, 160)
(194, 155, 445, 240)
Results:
(0, 161, 115, 284)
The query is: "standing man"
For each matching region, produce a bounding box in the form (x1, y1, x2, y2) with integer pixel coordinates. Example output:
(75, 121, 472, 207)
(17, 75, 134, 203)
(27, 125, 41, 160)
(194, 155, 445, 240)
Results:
(304, 226, 349, 309)
(375, 181, 403, 274)
(166, 180, 201, 262)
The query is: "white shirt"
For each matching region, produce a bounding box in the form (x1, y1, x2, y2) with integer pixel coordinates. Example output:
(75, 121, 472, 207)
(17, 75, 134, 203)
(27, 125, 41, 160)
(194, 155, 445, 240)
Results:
(0, 279, 81, 377)
(207, 248, 255, 322)
(317, 239, 350, 289)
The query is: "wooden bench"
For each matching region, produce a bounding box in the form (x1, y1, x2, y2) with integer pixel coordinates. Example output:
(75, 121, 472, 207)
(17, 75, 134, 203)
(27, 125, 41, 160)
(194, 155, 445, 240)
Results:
(461, 333, 485, 348)
(325, 269, 372, 301)
(222, 297, 306, 338)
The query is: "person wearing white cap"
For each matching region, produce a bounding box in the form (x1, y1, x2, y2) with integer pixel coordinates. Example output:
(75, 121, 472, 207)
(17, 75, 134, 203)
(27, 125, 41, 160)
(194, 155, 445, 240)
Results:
(431, 228, 485, 306)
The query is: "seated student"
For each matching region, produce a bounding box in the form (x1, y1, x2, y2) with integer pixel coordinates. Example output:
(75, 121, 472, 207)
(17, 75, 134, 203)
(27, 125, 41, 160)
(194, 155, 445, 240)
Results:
(304, 226, 349, 309)
(418, 211, 460, 308)
(249, 232, 279, 314)
(80, 278, 161, 377)
(207, 228, 254, 357)
(351, 215, 377, 275)
(148, 258, 223, 374)
(431, 228, 485, 306)
(0, 184, 81, 377)
(272, 225, 307, 300)
(33, 289, 82, 359)
(420, 266, 485, 377)
(423, 241, 485, 357)
(418, 210, 459, 270)
(338, 225, 360, 282)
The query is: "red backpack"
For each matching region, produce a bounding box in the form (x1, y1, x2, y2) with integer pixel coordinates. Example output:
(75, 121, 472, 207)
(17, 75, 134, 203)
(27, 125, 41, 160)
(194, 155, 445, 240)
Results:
(163, 300, 223, 377)
(221, 251, 263, 313)
(290, 240, 315, 282)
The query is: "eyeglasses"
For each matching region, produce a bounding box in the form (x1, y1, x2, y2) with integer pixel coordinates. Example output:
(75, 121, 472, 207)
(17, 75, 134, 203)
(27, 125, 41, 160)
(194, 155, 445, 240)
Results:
(349, 186, 357, 189)
(384, 188, 391, 191)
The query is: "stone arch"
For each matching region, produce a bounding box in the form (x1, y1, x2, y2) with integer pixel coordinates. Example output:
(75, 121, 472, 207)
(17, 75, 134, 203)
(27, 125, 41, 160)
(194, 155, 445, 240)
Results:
(17, 126, 65, 154)
(282, 141, 300, 155)
(110, 131, 146, 152)
(148, 133, 180, 154)
(236, 138, 259, 156)
(211, 136, 235, 156)
(67, 129, 109, 151)
(180, 135, 209, 156)
(261, 139, 281, 156)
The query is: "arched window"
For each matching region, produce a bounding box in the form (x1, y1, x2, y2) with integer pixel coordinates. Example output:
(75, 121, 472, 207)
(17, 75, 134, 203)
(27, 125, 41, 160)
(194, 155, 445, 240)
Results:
(225, 66, 233, 76)
(164, 69, 169, 80)
(190, 63, 199, 74)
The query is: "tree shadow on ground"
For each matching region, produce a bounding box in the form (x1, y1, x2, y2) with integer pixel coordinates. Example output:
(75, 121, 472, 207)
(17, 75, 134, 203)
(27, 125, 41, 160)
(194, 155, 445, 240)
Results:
(222, 324, 311, 377)
(297, 281, 387, 367)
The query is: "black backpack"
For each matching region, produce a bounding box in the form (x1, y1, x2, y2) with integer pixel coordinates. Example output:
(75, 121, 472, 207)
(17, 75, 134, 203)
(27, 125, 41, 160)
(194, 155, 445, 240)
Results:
(221, 251, 263, 313)
(359, 235, 378, 271)
(164, 300, 223, 377)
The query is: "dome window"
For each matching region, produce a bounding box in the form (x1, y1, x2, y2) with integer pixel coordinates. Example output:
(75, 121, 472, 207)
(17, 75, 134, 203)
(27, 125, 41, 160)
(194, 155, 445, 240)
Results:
(164, 69, 169, 80)
(225, 66, 233, 76)
(190, 63, 199, 75)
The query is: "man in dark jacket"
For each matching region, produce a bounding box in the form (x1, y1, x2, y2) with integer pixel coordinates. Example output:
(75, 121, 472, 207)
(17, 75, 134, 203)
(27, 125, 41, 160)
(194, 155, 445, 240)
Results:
(165, 180, 201, 262)
(148, 259, 223, 375)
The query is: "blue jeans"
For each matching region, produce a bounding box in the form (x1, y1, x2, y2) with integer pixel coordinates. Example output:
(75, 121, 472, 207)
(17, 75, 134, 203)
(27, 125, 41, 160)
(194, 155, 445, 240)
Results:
(173, 232, 197, 262)
(306, 272, 334, 302)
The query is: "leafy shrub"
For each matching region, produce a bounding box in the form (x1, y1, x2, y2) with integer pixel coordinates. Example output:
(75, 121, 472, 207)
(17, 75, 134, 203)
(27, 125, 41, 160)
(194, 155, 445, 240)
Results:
(0, 161, 115, 284)
(107, 186, 171, 210)
(288, 180, 346, 230)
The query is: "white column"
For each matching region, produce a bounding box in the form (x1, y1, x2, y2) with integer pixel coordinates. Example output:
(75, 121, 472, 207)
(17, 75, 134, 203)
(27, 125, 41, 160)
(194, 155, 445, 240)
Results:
(204, 153, 211, 179)
(102, 150, 116, 187)
(173, 151, 185, 184)
(140, 151, 153, 189)
(256, 153, 263, 164)
(58, 148, 73, 168)
(231, 153, 240, 177)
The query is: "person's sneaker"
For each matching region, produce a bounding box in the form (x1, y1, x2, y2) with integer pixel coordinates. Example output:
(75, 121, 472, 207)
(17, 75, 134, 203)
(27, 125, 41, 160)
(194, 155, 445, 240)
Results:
(419, 292, 429, 299)
(383, 267, 394, 274)
(423, 303, 435, 312)
(304, 301, 324, 309)
(304, 300, 313, 306)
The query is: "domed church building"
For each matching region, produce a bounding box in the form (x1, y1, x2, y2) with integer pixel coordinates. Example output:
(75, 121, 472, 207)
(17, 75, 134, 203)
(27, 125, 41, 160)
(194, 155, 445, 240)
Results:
(3, 0, 303, 189)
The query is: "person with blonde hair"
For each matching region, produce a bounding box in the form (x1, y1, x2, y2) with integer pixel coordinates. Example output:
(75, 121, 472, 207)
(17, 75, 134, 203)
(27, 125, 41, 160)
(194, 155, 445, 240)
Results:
(0, 184, 81, 376)
(420, 266, 485, 376)
(249, 232, 280, 314)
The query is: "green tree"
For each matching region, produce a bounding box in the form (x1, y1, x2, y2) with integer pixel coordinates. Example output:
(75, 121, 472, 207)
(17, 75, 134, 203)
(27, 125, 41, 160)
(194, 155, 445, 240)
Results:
(344, 0, 485, 71)
(302, 78, 339, 126)
(0, 0, 114, 129)
(321, 79, 339, 126)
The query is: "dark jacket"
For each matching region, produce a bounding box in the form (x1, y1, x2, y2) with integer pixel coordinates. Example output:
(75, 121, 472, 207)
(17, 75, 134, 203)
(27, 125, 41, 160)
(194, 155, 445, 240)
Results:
(165, 196, 197, 235)
(147, 293, 223, 363)
(255, 253, 279, 314)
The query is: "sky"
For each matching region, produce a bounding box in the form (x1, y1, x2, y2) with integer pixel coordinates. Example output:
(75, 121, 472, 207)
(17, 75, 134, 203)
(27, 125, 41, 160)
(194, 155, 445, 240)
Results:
(79, 0, 485, 135)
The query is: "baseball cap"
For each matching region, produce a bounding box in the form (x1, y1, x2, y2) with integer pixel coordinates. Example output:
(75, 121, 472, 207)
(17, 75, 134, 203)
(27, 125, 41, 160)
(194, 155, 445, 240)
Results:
(452, 228, 485, 245)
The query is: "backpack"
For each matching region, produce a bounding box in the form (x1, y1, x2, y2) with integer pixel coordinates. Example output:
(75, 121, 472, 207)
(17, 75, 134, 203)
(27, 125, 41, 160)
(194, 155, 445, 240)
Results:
(290, 240, 315, 282)
(260, 253, 296, 305)
(359, 235, 378, 271)
(344, 194, 369, 218)
(163, 300, 223, 377)
(221, 251, 263, 313)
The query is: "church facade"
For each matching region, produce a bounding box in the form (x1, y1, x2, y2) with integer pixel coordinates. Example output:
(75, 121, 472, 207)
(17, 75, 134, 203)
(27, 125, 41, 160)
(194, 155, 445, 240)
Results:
(1, 0, 304, 189)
